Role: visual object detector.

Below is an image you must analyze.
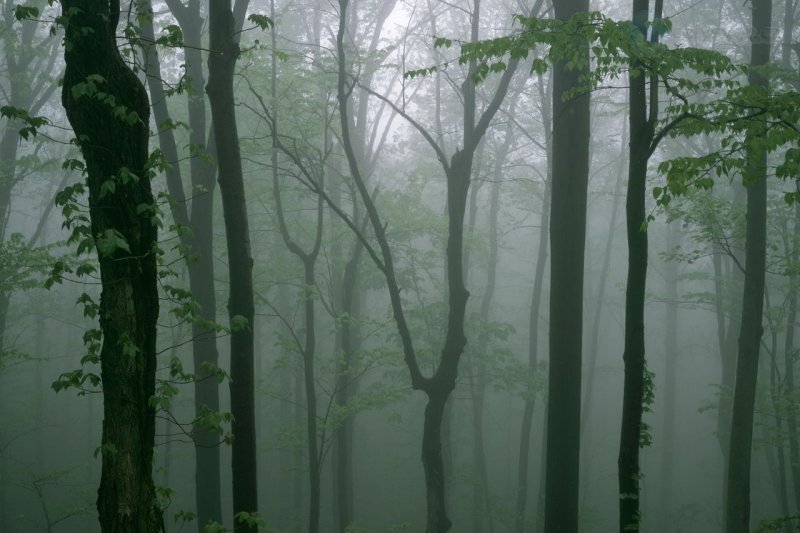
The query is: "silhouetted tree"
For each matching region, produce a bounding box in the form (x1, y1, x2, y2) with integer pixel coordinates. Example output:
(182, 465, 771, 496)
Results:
(544, 1, 591, 531)
(207, 1, 259, 530)
(724, 0, 772, 530)
(60, 1, 161, 530)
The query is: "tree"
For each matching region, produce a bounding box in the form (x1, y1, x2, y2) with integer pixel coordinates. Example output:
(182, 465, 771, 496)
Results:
(336, 0, 528, 529)
(137, 2, 224, 527)
(206, 1, 259, 530)
(544, 1, 591, 531)
(60, 1, 162, 530)
(515, 70, 552, 533)
(724, 0, 773, 530)
(0, 0, 59, 361)
(618, 1, 664, 530)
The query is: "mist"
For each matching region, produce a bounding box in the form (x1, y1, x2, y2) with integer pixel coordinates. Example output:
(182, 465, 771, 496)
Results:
(0, 0, 798, 532)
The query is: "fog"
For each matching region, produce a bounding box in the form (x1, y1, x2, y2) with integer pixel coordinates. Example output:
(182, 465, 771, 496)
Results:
(0, 0, 798, 531)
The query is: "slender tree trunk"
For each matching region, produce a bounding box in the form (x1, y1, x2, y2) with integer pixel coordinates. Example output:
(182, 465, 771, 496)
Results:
(714, 246, 740, 464)
(138, 4, 223, 525)
(515, 71, 552, 533)
(333, 242, 362, 532)
(469, 131, 511, 533)
(336, 0, 520, 528)
(724, 1, 772, 530)
(781, 0, 800, 511)
(785, 205, 800, 509)
(302, 261, 321, 533)
(207, 3, 259, 530)
(618, 4, 654, 531)
(545, 1, 591, 531)
(61, 2, 161, 531)
(581, 116, 627, 439)
(765, 330, 791, 524)
(659, 221, 679, 521)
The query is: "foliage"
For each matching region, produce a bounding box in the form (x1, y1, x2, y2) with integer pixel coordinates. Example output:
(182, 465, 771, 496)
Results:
(755, 514, 800, 532)
(412, 10, 800, 211)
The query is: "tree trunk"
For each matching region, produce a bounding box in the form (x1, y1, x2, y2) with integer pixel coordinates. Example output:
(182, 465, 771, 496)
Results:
(302, 261, 321, 533)
(781, 0, 800, 511)
(617, 3, 657, 531)
(206, 3, 259, 530)
(784, 204, 800, 509)
(515, 70, 552, 533)
(581, 115, 627, 440)
(724, 0, 772, 529)
(61, 2, 161, 531)
(659, 221, 679, 521)
(139, 4, 223, 525)
(545, 1, 591, 531)
(333, 242, 361, 532)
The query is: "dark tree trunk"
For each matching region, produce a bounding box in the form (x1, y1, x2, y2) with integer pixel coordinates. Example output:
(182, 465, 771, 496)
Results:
(724, 0, 772, 529)
(545, 1, 591, 531)
(617, 2, 660, 531)
(206, 3, 258, 530)
(60, 2, 161, 531)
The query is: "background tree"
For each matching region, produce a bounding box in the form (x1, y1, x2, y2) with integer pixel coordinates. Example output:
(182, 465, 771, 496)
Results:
(725, 0, 773, 530)
(136, 2, 224, 527)
(206, 1, 259, 530)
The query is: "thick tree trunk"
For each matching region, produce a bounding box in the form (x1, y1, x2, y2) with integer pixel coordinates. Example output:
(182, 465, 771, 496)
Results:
(60, 2, 161, 531)
(207, 3, 259, 530)
(545, 1, 591, 532)
(724, 1, 772, 530)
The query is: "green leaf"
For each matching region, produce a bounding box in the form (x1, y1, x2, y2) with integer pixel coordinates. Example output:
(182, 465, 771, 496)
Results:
(156, 24, 183, 47)
(248, 13, 273, 30)
(12, 5, 39, 21)
(96, 229, 131, 257)
(230, 314, 250, 332)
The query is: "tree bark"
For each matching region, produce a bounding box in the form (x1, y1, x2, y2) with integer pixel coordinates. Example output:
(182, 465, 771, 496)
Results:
(60, 2, 161, 531)
(206, 2, 258, 530)
(724, 0, 772, 529)
(545, 1, 591, 531)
